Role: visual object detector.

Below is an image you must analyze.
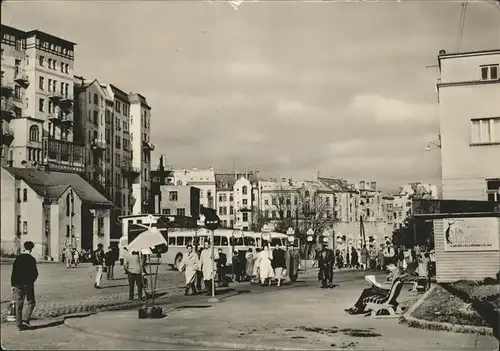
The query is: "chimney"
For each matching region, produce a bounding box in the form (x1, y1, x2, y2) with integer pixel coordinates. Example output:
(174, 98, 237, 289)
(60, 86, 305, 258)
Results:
(159, 155, 165, 171)
(439, 49, 446, 55)
(359, 181, 365, 189)
(371, 181, 377, 190)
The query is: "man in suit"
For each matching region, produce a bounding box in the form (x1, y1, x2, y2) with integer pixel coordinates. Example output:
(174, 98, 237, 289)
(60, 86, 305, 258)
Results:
(216, 248, 227, 287)
(318, 243, 335, 288)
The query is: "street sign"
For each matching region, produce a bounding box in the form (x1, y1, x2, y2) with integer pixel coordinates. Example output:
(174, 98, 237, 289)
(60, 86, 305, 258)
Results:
(307, 236, 313, 242)
(286, 227, 294, 235)
(287, 235, 295, 243)
(322, 236, 329, 243)
(204, 216, 220, 231)
(262, 232, 271, 241)
(306, 229, 314, 236)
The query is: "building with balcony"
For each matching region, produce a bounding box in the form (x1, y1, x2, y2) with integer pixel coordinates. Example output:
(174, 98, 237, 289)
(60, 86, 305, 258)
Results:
(129, 93, 152, 215)
(1, 24, 83, 172)
(432, 49, 500, 282)
(214, 171, 259, 230)
(0, 167, 113, 261)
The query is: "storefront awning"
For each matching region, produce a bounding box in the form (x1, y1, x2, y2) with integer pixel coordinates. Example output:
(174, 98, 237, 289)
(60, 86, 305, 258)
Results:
(413, 199, 500, 219)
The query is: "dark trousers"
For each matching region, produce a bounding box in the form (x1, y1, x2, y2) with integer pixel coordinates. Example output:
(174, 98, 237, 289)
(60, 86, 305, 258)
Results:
(127, 273, 143, 300)
(204, 279, 214, 296)
(196, 271, 203, 291)
(217, 266, 226, 286)
(14, 285, 36, 328)
(354, 287, 387, 309)
(106, 264, 114, 279)
(185, 282, 197, 295)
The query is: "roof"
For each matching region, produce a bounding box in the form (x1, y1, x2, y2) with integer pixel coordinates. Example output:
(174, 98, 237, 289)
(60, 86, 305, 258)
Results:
(25, 29, 76, 46)
(109, 84, 129, 102)
(438, 49, 500, 60)
(4, 167, 113, 207)
(128, 93, 151, 109)
(215, 172, 259, 190)
(317, 177, 353, 192)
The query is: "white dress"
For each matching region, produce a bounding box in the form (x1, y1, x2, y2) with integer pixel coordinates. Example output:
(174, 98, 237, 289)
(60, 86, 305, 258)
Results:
(258, 248, 274, 282)
(200, 247, 219, 281)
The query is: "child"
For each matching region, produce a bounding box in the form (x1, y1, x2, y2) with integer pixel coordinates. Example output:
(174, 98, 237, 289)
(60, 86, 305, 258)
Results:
(411, 253, 430, 292)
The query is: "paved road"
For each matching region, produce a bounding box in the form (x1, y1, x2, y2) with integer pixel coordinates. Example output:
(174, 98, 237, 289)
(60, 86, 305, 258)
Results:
(0, 262, 186, 320)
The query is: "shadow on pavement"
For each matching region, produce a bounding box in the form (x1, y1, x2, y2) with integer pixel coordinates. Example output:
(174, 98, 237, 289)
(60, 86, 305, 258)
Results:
(102, 284, 128, 289)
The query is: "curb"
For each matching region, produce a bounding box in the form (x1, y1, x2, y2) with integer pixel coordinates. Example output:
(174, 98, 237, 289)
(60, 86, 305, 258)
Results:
(400, 285, 494, 336)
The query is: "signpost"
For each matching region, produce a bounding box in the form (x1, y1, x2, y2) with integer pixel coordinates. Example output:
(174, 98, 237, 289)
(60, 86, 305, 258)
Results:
(204, 214, 220, 303)
(286, 227, 295, 245)
(305, 228, 314, 272)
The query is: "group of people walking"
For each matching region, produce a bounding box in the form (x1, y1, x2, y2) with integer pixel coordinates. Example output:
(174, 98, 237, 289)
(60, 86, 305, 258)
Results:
(178, 242, 302, 296)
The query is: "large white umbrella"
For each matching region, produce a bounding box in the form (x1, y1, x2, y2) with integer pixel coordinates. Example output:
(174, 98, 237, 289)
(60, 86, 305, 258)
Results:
(127, 227, 167, 252)
(126, 227, 167, 308)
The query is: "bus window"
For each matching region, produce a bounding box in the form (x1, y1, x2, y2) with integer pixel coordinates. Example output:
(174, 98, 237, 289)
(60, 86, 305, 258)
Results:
(271, 238, 282, 247)
(185, 237, 193, 245)
(221, 236, 229, 246)
(137, 220, 142, 224)
(193, 236, 200, 246)
(230, 237, 243, 246)
(177, 237, 185, 246)
(168, 237, 176, 246)
(244, 237, 256, 246)
(214, 236, 221, 246)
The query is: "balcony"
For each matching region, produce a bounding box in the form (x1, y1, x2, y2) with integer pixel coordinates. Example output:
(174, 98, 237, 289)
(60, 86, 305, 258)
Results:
(61, 112, 73, 126)
(42, 137, 85, 173)
(121, 165, 141, 177)
(91, 139, 106, 152)
(1, 97, 15, 121)
(14, 69, 29, 89)
(1, 128, 14, 146)
(48, 92, 63, 103)
(142, 140, 155, 151)
(48, 111, 63, 123)
(0, 83, 14, 97)
(59, 96, 73, 109)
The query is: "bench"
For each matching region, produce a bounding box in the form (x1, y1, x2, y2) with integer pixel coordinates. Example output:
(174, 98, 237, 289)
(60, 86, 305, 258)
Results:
(362, 277, 404, 318)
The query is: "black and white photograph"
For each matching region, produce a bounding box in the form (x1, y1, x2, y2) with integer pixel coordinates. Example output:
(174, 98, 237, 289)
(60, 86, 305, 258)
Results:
(0, 0, 499, 349)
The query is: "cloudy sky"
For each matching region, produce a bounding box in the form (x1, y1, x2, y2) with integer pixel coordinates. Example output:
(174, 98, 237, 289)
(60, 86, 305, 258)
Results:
(3, 0, 499, 191)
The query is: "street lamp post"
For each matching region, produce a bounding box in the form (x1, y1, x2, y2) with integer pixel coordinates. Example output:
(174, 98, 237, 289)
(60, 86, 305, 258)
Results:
(69, 189, 74, 247)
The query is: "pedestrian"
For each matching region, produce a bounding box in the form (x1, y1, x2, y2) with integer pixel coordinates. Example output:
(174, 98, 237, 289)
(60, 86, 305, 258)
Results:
(272, 244, 286, 287)
(245, 248, 254, 282)
(383, 243, 396, 268)
(11, 241, 38, 331)
(232, 250, 242, 282)
(251, 248, 261, 283)
(318, 243, 335, 288)
(92, 244, 105, 289)
(64, 246, 72, 268)
(216, 248, 227, 287)
(285, 244, 300, 283)
(346, 249, 351, 268)
(360, 245, 369, 270)
(369, 245, 378, 270)
(123, 249, 143, 300)
(350, 247, 359, 269)
(200, 241, 219, 296)
(105, 247, 115, 280)
(73, 248, 80, 268)
(258, 245, 274, 286)
(178, 245, 200, 296)
(195, 247, 203, 291)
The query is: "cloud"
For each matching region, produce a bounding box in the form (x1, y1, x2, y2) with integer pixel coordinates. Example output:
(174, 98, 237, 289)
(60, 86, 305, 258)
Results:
(350, 94, 438, 125)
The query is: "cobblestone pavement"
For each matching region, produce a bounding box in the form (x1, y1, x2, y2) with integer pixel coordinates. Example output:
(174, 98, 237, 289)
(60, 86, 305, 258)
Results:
(0, 262, 186, 320)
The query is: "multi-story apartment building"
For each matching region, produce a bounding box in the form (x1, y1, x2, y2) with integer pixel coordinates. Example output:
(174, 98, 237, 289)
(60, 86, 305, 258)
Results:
(129, 93, 153, 215)
(150, 155, 173, 214)
(433, 48, 500, 281)
(159, 185, 200, 218)
(73, 77, 109, 195)
(172, 168, 216, 209)
(214, 171, 259, 230)
(1, 24, 83, 171)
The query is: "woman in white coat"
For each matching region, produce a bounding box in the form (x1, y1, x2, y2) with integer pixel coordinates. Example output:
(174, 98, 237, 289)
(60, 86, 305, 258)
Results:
(178, 245, 199, 296)
(200, 241, 219, 295)
(258, 245, 274, 286)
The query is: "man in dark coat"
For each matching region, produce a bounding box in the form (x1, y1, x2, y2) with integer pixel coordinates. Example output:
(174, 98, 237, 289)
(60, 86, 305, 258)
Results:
(285, 245, 300, 283)
(318, 244, 335, 288)
(216, 248, 228, 287)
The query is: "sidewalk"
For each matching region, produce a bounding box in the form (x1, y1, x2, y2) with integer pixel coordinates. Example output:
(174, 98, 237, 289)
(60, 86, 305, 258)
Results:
(57, 278, 499, 350)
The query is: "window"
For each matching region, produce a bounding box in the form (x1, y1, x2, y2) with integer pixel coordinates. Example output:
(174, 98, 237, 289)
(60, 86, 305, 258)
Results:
(115, 136, 121, 149)
(60, 82, 64, 95)
(169, 191, 178, 201)
(481, 64, 499, 81)
(38, 98, 44, 112)
(242, 212, 248, 222)
(471, 118, 500, 144)
(23, 221, 28, 234)
(487, 179, 500, 203)
(229, 206, 234, 215)
(177, 208, 185, 216)
(162, 208, 171, 215)
(94, 94, 98, 105)
(93, 111, 98, 125)
(39, 76, 44, 90)
(286, 210, 291, 218)
(39, 56, 44, 66)
(65, 64, 69, 74)
(242, 199, 248, 205)
(29, 125, 40, 142)
(264, 199, 269, 206)
(17, 215, 21, 234)
(229, 194, 233, 202)
(242, 186, 248, 195)
(219, 207, 224, 215)
(48, 58, 52, 69)
(221, 236, 229, 246)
